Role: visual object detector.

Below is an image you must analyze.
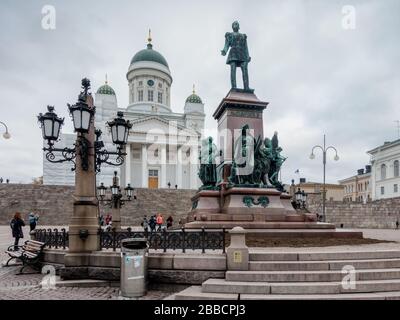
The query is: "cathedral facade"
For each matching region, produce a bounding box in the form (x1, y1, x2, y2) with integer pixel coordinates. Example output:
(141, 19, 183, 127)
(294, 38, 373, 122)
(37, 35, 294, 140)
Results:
(43, 35, 205, 189)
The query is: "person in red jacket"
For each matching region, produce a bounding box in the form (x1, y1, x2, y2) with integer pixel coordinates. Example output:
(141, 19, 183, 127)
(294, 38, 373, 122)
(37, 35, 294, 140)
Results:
(156, 214, 164, 231)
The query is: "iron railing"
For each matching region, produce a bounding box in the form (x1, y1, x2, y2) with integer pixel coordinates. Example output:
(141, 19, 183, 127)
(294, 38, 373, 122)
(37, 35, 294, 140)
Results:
(35, 228, 69, 249)
(34, 227, 226, 253)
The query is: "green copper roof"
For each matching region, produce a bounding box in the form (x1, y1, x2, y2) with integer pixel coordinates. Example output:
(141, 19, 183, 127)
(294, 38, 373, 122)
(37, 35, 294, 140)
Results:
(130, 43, 169, 68)
(97, 83, 115, 95)
(186, 93, 203, 104)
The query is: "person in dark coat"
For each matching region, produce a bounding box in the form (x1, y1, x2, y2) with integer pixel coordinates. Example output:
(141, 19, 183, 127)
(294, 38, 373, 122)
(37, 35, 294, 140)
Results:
(149, 215, 156, 233)
(167, 216, 173, 229)
(10, 212, 25, 251)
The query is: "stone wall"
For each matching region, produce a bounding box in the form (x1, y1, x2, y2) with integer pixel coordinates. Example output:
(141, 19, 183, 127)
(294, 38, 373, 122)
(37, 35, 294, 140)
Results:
(2, 184, 400, 229)
(0, 184, 196, 226)
(307, 194, 400, 229)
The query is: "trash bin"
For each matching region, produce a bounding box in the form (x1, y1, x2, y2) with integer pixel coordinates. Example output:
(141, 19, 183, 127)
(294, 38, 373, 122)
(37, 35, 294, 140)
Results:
(120, 238, 149, 298)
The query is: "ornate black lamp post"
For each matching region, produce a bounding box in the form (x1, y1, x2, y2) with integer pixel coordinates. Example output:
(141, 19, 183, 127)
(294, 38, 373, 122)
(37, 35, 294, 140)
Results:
(38, 80, 132, 172)
(295, 188, 303, 209)
(294, 188, 308, 210)
(37, 78, 132, 269)
(97, 171, 135, 229)
(309, 134, 339, 222)
(0, 121, 11, 139)
(302, 190, 308, 209)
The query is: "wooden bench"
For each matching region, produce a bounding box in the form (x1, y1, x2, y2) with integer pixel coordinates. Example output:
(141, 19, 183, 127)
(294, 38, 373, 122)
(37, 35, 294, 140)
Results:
(5, 240, 46, 274)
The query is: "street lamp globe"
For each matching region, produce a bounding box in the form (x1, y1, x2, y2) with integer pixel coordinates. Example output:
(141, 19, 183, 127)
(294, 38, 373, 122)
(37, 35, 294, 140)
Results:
(37, 106, 64, 144)
(334, 155, 339, 161)
(107, 112, 132, 145)
(309, 153, 315, 160)
(97, 182, 107, 199)
(295, 188, 303, 202)
(3, 131, 11, 139)
(68, 99, 94, 133)
(124, 183, 134, 199)
(302, 190, 308, 203)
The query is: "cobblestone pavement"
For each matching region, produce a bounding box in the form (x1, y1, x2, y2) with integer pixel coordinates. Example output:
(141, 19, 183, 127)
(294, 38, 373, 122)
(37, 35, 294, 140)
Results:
(0, 226, 173, 300)
(0, 226, 399, 300)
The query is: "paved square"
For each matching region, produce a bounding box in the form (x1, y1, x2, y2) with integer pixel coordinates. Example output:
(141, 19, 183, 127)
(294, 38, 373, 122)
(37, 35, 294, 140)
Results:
(1, 226, 399, 300)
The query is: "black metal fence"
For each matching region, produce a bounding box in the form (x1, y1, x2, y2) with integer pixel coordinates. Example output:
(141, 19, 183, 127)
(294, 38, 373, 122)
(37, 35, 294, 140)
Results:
(34, 227, 226, 253)
(35, 228, 69, 249)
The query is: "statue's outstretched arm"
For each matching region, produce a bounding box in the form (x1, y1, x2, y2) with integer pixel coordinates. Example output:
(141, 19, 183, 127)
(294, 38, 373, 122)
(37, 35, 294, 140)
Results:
(221, 32, 230, 55)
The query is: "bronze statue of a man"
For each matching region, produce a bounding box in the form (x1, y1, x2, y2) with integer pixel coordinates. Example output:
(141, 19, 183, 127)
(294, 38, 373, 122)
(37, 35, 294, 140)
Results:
(221, 21, 252, 91)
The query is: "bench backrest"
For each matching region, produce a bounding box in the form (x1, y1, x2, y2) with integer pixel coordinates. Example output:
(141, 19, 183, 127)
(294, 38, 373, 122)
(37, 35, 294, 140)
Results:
(22, 240, 45, 253)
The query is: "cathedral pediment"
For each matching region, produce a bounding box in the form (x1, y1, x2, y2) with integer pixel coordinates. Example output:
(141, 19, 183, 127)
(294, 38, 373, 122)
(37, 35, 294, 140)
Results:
(129, 116, 199, 137)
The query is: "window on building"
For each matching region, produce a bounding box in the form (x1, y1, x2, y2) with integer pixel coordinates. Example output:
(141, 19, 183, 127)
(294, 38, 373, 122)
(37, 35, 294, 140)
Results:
(381, 164, 387, 180)
(158, 82, 162, 89)
(138, 81, 143, 86)
(148, 90, 154, 101)
(381, 186, 385, 195)
(132, 147, 141, 160)
(158, 92, 163, 104)
(149, 169, 158, 177)
(138, 90, 143, 101)
(394, 160, 399, 177)
(395, 184, 398, 193)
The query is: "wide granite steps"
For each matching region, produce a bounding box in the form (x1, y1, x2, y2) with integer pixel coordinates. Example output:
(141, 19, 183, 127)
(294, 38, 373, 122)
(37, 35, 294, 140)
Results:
(173, 249, 400, 300)
(249, 250, 400, 261)
(201, 278, 400, 295)
(226, 268, 400, 282)
(173, 285, 400, 300)
(249, 258, 400, 271)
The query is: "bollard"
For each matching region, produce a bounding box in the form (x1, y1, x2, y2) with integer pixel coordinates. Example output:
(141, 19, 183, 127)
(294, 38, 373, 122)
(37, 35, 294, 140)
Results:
(226, 227, 249, 271)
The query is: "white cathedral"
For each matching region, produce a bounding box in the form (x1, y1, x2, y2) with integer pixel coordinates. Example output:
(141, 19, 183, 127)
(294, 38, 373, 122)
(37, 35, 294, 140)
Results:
(43, 34, 205, 189)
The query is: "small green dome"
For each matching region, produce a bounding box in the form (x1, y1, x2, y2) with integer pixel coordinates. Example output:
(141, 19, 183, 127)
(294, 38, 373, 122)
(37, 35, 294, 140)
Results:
(186, 93, 202, 104)
(130, 43, 169, 68)
(97, 83, 115, 95)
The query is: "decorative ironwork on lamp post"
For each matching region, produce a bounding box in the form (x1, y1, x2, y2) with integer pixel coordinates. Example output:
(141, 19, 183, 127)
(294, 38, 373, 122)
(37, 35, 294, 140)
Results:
(309, 134, 339, 222)
(38, 79, 132, 172)
(97, 171, 135, 230)
(0, 121, 11, 139)
(37, 78, 132, 256)
(294, 188, 308, 210)
(97, 171, 135, 207)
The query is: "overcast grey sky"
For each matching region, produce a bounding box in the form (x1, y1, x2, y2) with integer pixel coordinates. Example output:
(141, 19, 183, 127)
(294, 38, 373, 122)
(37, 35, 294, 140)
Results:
(0, 0, 399, 184)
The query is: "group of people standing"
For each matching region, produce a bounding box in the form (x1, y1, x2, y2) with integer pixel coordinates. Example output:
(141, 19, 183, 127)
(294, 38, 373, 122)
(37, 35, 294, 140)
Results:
(10, 211, 39, 251)
(142, 214, 173, 232)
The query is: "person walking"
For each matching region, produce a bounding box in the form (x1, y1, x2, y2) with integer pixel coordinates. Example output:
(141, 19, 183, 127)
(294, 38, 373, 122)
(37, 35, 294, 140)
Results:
(10, 212, 25, 251)
(105, 213, 112, 226)
(28, 212, 39, 231)
(167, 215, 173, 229)
(149, 215, 156, 233)
(156, 214, 164, 232)
(142, 215, 149, 233)
(99, 214, 104, 227)
(396, 219, 399, 230)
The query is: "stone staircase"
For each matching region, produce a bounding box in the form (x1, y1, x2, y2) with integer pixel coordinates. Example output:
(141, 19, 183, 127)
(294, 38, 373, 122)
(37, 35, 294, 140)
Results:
(174, 249, 400, 300)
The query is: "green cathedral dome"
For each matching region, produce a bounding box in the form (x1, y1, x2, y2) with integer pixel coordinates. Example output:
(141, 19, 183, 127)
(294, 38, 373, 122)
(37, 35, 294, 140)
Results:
(186, 93, 203, 104)
(130, 43, 169, 68)
(96, 83, 115, 95)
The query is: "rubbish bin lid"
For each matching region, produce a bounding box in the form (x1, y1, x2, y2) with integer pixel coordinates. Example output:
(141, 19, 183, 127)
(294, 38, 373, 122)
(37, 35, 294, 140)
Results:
(121, 238, 148, 249)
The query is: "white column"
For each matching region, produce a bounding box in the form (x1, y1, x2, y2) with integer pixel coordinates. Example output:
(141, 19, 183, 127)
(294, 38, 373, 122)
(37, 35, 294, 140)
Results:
(176, 146, 183, 189)
(125, 144, 132, 185)
(189, 145, 198, 189)
(161, 144, 167, 188)
(142, 144, 148, 188)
